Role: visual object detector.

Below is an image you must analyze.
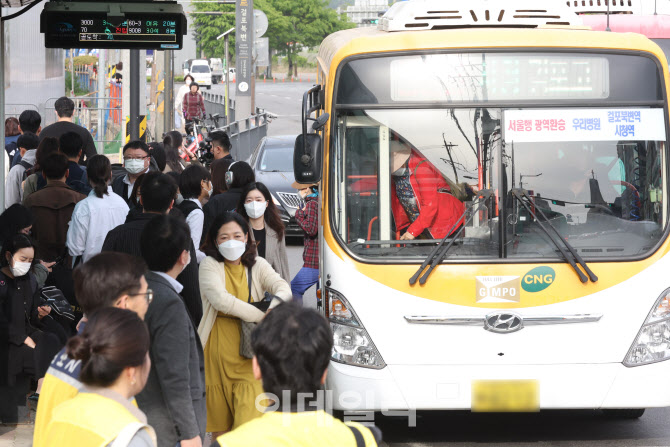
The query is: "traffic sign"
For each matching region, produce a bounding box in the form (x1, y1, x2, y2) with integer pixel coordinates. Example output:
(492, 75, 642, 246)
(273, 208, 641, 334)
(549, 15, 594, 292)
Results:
(253, 9, 268, 39)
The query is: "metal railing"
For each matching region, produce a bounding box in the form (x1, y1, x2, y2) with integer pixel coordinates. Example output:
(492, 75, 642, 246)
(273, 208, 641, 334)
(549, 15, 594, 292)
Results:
(210, 113, 269, 161)
(202, 91, 235, 124)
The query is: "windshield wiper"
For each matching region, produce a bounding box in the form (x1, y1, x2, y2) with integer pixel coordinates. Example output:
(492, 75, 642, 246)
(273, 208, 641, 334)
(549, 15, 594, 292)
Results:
(410, 189, 494, 286)
(512, 188, 597, 284)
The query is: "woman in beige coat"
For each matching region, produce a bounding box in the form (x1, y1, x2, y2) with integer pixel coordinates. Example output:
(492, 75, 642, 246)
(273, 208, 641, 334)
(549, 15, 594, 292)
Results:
(236, 182, 291, 282)
(198, 212, 291, 439)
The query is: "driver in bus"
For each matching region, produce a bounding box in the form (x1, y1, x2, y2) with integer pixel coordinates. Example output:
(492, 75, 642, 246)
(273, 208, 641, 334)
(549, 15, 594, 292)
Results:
(390, 137, 466, 240)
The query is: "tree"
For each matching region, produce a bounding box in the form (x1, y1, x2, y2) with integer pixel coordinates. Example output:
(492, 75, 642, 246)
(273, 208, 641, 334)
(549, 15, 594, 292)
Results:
(193, 0, 354, 76)
(192, 3, 236, 63)
(265, 0, 354, 76)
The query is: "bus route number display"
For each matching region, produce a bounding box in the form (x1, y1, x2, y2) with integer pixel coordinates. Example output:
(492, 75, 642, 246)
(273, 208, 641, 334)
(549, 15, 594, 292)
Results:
(41, 4, 186, 50)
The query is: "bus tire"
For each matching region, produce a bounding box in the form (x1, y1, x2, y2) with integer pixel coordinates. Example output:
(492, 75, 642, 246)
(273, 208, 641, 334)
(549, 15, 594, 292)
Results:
(602, 408, 645, 419)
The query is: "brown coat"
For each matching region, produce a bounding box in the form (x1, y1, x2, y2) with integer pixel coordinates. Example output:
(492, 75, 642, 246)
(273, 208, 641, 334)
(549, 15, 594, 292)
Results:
(24, 181, 85, 261)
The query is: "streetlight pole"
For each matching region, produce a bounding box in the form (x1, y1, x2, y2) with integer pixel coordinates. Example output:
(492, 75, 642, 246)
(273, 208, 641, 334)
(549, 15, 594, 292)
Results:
(217, 27, 235, 124)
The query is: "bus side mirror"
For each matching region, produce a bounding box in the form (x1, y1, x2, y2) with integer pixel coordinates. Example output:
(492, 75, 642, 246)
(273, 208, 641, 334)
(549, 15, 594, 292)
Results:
(294, 133, 322, 184)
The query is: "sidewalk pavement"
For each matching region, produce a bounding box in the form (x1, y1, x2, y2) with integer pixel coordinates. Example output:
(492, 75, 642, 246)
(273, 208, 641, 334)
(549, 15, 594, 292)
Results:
(0, 425, 33, 447)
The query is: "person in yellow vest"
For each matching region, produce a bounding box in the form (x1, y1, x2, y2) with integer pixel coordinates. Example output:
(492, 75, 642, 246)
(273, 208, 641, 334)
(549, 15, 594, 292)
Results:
(212, 302, 382, 447)
(33, 252, 150, 447)
(198, 212, 292, 439)
(45, 307, 157, 446)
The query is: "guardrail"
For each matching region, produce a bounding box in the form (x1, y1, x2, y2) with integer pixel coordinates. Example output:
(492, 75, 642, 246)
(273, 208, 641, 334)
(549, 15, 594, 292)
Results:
(202, 91, 235, 125)
(212, 113, 269, 161)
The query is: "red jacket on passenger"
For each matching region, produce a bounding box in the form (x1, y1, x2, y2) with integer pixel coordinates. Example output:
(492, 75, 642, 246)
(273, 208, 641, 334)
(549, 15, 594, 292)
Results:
(391, 151, 464, 239)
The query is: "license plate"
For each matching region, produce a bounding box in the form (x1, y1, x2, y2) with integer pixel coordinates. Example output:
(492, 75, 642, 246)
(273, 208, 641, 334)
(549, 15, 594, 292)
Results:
(471, 380, 539, 412)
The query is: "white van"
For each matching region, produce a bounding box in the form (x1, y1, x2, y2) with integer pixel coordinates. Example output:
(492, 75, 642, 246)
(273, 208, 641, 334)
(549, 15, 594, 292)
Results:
(189, 59, 212, 89)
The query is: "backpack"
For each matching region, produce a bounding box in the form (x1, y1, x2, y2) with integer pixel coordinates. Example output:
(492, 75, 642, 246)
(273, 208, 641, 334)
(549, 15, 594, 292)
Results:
(19, 159, 34, 182)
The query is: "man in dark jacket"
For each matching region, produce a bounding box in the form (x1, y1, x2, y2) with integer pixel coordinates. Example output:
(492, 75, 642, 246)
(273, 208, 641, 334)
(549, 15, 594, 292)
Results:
(39, 97, 96, 165)
(36, 132, 91, 195)
(202, 161, 255, 241)
(24, 153, 86, 261)
(137, 215, 206, 447)
(112, 140, 157, 205)
(102, 172, 202, 326)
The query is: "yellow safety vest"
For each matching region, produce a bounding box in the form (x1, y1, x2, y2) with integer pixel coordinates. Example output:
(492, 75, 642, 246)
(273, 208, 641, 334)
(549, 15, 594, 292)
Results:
(216, 410, 377, 447)
(44, 390, 156, 447)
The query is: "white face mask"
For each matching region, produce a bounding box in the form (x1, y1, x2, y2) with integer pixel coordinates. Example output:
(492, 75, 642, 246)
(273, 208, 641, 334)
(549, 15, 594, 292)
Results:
(176, 193, 184, 205)
(125, 159, 145, 175)
(244, 201, 267, 219)
(185, 79, 192, 86)
(206, 182, 213, 197)
(218, 239, 246, 261)
(10, 258, 31, 277)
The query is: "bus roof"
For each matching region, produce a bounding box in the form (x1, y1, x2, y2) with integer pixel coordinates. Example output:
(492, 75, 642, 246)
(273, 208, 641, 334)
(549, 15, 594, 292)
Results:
(318, 27, 665, 74)
(581, 14, 670, 38)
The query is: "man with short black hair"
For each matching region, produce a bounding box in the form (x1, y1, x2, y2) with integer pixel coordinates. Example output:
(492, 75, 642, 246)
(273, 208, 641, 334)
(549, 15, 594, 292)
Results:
(102, 172, 202, 325)
(35, 132, 91, 195)
(209, 130, 233, 161)
(138, 215, 206, 447)
(24, 152, 86, 261)
(8, 110, 43, 167)
(39, 96, 96, 165)
(4, 132, 40, 208)
(213, 303, 381, 447)
(112, 140, 156, 205)
(33, 252, 150, 447)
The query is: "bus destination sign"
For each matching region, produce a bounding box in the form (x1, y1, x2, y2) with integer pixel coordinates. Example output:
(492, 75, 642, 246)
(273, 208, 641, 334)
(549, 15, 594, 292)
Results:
(41, 2, 186, 50)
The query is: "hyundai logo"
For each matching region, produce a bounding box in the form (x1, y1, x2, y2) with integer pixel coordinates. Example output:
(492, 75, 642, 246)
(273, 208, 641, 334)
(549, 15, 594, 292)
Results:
(484, 312, 523, 334)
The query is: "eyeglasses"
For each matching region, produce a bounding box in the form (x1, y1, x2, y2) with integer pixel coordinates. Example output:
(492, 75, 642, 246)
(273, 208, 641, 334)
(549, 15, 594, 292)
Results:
(130, 289, 154, 304)
(124, 156, 149, 161)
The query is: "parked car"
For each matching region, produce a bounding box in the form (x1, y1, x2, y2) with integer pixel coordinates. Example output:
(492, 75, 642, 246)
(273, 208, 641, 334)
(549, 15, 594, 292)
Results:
(248, 135, 303, 237)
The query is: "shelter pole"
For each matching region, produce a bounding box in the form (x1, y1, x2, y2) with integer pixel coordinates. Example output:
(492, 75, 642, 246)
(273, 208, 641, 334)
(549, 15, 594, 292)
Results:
(97, 49, 106, 154)
(0, 9, 5, 211)
(225, 34, 230, 123)
(129, 49, 140, 141)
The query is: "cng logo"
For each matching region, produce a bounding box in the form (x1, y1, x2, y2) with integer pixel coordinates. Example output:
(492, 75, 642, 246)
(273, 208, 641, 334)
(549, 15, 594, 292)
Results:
(522, 267, 555, 293)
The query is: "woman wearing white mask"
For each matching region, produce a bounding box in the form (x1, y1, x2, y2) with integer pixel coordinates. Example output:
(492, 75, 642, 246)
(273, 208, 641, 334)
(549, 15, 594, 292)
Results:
(237, 182, 290, 282)
(175, 75, 195, 132)
(198, 212, 291, 438)
(178, 164, 212, 263)
(1, 234, 66, 400)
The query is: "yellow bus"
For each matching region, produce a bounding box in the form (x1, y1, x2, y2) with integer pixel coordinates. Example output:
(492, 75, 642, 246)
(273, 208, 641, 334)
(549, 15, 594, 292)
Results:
(293, 1, 670, 417)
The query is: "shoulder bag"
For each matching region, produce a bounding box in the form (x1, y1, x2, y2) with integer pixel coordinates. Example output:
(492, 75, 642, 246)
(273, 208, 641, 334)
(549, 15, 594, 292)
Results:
(239, 267, 283, 358)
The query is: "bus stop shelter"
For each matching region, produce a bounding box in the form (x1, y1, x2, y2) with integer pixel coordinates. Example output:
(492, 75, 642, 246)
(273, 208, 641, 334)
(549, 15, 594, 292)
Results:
(0, 0, 44, 211)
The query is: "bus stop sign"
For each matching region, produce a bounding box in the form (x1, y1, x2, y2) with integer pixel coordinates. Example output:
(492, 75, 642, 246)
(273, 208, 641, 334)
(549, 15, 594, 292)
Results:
(41, 1, 187, 50)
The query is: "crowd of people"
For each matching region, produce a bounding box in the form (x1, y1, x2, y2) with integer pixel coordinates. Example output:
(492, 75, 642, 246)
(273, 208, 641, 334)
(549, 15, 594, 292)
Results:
(0, 103, 381, 446)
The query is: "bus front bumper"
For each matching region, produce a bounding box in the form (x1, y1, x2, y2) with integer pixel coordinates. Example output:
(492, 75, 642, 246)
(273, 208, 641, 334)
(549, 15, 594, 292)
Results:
(326, 360, 670, 411)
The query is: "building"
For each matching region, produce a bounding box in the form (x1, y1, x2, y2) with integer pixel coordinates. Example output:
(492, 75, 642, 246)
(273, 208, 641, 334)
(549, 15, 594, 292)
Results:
(338, 0, 389, 27)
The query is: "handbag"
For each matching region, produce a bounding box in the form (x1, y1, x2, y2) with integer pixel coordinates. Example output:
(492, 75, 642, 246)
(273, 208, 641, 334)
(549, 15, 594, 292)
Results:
(40, 286, 75, 321)
(239, 269, 283, 358)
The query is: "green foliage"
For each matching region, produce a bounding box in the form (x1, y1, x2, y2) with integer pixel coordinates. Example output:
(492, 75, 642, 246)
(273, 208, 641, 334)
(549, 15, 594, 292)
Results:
(64, 55, 98, 67)
(192, 3, 236, 60)
(193, 0, 354, 68)
(64, 71, 90, 96)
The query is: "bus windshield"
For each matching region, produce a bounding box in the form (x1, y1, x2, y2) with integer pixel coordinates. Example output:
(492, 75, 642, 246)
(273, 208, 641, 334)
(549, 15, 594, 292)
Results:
(333, 52, 667, 262)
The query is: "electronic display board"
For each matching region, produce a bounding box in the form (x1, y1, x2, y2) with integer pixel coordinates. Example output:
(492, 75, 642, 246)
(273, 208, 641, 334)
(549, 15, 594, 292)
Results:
(41, 2, 187, 50)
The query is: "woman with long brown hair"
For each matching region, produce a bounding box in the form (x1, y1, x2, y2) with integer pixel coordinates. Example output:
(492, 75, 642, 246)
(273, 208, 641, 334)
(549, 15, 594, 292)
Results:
(198, 212, 291, 438)
(163, 130, 189, 173)
(236, 182, 290, 282)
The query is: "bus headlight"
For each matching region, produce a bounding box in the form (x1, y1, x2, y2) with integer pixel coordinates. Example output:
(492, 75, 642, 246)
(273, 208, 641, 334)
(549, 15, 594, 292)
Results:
(324, 288, 386, 369)
(624, 288, 670, 367)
